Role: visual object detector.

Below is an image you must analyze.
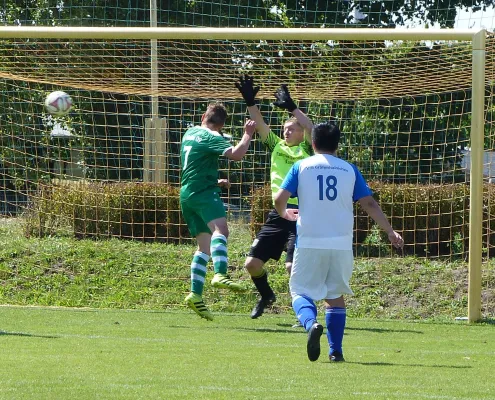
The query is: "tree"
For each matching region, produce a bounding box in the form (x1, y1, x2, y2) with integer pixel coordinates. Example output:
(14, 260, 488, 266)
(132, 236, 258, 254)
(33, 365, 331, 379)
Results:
(0, 0, 484, 189)
(1, 0, 493, 28)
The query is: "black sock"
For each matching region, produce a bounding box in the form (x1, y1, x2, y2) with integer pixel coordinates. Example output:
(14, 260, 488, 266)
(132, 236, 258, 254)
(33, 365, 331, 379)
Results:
(251, 270, 275, 299)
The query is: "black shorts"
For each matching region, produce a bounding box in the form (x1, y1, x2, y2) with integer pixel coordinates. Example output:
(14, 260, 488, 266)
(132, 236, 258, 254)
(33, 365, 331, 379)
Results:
(248, 207, 297, 264)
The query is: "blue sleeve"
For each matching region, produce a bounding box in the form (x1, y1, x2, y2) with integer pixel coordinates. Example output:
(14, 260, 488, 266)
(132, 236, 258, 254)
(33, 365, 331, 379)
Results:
(280, 161, 300, 197)
(351, 164, 372, 202)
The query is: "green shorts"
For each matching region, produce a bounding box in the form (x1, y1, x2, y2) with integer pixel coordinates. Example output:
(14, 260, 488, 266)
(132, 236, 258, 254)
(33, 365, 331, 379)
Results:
(180, 191, 226, 237)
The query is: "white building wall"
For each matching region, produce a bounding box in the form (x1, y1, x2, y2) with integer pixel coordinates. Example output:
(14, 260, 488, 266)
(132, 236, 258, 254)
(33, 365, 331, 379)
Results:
(461, 150, 495, 183)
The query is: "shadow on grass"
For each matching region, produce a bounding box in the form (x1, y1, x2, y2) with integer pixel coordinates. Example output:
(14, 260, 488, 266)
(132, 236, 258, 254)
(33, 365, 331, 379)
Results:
(346, 326, 423, 334)
(276, 323, 423, 334)
(166, 324, 306, 334)
(237, 327, 305, 334)
(480, 318, 495, 325)
(276, 323, 302, 328)
(0, 330, 58, 339)
(343, 361, 471, 369)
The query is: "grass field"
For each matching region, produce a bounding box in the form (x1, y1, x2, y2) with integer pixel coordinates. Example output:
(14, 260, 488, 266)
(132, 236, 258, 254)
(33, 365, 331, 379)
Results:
(0, 217, 495, 398)
(1, 217, 494, 320)
(0, 305, 494, 400)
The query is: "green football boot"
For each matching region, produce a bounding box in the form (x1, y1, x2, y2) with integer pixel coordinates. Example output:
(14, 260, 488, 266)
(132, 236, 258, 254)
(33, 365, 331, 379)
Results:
(185, 293, 213, 321)
(211, 273, 245, 292)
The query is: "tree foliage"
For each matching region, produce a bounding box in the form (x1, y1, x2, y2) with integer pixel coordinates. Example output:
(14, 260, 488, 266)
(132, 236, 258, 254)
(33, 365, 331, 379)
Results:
(1, 0, 493, 28)
(0, 0, 488, 200)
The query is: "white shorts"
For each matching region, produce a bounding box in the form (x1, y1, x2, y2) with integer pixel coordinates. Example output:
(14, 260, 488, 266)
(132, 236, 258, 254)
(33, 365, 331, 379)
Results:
(289, 247, 354, 301)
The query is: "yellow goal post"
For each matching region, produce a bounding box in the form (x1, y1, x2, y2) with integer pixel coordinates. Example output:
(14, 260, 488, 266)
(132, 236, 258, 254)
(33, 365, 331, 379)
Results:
(0, 26, 486, 322)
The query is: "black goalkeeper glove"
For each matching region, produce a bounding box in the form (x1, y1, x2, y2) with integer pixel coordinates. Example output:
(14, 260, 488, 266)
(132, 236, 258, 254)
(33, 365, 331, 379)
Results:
(234, 75, 260, 107)
(273, 84, 297, 112)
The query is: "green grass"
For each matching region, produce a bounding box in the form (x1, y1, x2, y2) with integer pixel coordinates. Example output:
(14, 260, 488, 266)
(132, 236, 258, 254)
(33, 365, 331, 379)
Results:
(1, 217, 494, 320)
(1, 216, 495, 320)
(0, 305, 494, 400)
(1, 217, 494, 398)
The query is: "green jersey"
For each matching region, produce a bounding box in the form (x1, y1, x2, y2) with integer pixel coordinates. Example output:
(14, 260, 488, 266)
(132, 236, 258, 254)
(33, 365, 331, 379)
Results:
(180, 126, 232, 201)
(264, 131, 312, 206)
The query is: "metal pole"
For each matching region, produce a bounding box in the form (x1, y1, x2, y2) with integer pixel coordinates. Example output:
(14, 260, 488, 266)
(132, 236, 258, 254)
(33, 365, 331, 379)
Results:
(0, 26, 476, 41)
(468, 29, 486, 323)
(150, 0, 159, 118)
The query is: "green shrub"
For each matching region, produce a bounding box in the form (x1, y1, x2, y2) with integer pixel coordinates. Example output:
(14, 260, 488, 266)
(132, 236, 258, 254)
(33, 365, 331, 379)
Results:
(249, 183, 273, 238)
(23, 181, 191, 243)
(359, 182, 470, 258)
(23, 180, 495, 258)
(249, 181, 495, 258)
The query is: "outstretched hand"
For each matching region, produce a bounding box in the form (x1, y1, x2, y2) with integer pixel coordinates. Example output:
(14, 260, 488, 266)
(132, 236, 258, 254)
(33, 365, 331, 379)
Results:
(273, 84, 297, 112)
(235, 75, 260, 107)
(388, 231, 404, 249)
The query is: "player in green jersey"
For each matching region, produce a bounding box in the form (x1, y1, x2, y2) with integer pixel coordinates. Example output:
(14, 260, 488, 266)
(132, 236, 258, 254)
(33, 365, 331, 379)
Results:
(180, 102, 256, 321)
(235, 75, 313, 320)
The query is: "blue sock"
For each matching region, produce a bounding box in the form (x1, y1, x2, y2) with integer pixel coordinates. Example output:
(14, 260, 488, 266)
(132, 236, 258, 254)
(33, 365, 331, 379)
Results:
(292, 295, 317, 331)
(325, 307, 346, 355)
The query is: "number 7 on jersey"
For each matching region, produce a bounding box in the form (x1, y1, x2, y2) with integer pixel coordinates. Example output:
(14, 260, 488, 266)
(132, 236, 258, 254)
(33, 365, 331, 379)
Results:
(182, 145, 192, 170)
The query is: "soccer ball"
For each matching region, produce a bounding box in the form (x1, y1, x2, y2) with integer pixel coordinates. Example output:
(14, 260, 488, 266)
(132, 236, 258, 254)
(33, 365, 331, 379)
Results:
(45, 91, 73, 116)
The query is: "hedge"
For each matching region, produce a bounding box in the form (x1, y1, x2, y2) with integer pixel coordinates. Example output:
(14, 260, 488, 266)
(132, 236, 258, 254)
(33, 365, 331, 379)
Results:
(250, 182, 495, 258)
(23, 181, 190, 243)
(24, 180, 495, 258)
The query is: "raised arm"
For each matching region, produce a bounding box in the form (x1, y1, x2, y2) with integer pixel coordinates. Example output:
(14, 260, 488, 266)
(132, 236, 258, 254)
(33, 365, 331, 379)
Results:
(357, 195, 404, 249)
(235, 75, 270, 142)
(292, 109, 313, 144)
(224, 119, 256, 161)
(273, 84, 313, 143)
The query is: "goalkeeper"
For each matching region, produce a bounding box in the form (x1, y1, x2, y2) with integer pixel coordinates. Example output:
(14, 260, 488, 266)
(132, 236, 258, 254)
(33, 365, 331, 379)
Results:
(235, 75, 313, 320)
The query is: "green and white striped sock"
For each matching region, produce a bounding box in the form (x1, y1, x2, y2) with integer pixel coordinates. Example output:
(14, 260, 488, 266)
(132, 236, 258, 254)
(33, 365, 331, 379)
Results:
(190, 251, 209, 295)
(211, 233, 228, 275)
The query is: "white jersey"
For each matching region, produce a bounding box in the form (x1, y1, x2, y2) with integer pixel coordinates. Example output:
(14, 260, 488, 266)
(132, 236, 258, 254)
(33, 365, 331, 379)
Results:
(280, 154, 372, 250)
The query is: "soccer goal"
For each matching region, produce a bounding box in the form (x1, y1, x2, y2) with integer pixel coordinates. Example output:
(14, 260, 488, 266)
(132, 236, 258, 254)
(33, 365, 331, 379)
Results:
(0, 26, 489, 321)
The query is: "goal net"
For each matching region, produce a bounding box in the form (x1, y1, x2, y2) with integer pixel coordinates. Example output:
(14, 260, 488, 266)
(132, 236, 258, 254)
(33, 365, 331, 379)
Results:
(0, 27, 491, 319)
(0, 28, 489, 258)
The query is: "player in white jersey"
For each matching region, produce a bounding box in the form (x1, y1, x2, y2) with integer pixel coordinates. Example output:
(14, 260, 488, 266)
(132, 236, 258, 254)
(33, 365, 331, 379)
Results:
(274, 121, 404, 362)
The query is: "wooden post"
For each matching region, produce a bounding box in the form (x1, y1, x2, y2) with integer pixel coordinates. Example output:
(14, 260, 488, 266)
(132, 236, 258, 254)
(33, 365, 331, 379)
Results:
(144, 117, 167, 183)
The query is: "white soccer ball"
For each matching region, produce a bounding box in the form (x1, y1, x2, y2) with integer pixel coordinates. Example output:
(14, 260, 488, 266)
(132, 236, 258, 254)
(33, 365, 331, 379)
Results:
(45, 91, 73, 116)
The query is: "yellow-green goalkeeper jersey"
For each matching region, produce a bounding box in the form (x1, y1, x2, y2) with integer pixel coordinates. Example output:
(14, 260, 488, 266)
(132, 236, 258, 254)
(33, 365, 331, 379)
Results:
(180, 126, 232, 201)
(263, 130, 313, 206)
